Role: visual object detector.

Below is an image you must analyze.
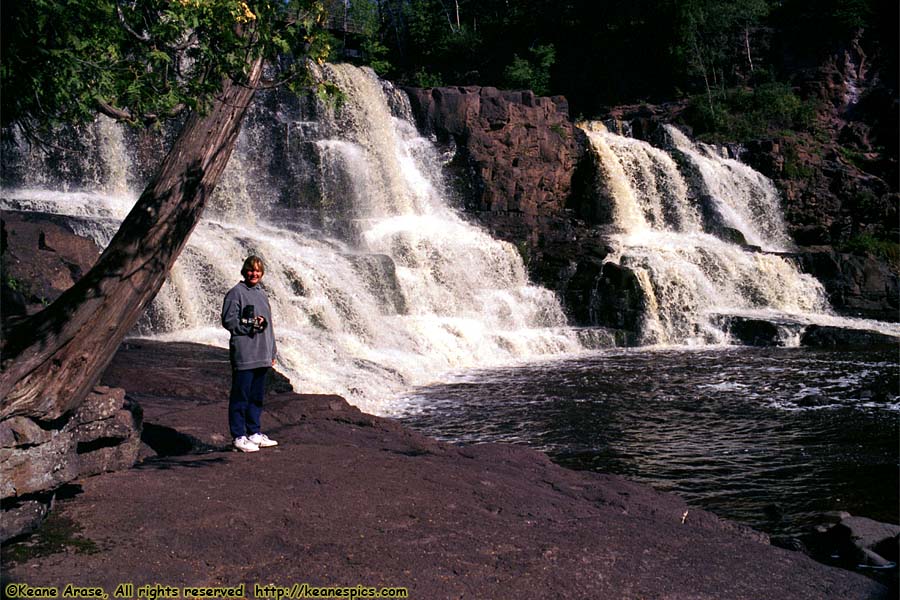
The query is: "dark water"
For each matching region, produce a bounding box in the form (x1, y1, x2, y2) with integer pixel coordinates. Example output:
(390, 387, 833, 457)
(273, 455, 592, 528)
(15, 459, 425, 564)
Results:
(398, 346, 899, 538)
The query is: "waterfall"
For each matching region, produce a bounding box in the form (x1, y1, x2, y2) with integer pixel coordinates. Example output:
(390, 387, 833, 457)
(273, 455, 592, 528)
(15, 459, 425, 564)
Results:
(2, 66, 583, 415)
(580, 122, 899, 345)
(582, 123, 700, 234)
(4, 71, 896, 409)
(664, 124, 793, 251)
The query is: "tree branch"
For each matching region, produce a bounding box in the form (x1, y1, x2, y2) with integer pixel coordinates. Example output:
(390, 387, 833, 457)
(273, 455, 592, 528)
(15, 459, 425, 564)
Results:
(258, 67, 305, 90)
(96, 100, 135, 123)
(141, 103, 187, 125)
(14, 120, 77, 154)
(116, 1, 152, 43)
(96, 99, 186, 126)
(169, 31, 199, 52)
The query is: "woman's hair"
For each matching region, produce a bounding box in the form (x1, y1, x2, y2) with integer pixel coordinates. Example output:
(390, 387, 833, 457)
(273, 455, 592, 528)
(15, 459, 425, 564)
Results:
(241, 255, 265, 276)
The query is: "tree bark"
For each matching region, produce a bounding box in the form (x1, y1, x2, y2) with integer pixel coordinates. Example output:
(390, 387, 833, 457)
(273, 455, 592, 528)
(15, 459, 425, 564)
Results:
(744, 27, 754, 73)
(0, 58, 264, 421)
(691, 37, 714, 114)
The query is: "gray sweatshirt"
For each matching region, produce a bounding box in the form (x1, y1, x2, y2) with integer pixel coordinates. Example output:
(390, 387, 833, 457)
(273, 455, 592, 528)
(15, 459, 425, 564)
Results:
(221, 281, 277, 370)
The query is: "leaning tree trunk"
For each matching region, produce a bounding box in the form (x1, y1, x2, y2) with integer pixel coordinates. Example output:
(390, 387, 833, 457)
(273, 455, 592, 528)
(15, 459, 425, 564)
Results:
(0, 58, 264, 421)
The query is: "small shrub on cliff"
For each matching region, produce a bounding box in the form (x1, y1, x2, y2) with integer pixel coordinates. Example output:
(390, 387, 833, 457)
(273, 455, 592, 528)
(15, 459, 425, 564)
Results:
(838, 146, 874, 170)
(503, 44, 555, 95)
(843, 233, 900, 267)
(413, 68, 444, 88)
(515, 240, 532, 266)
(684, 82, 819, 143)
(781, 143, 815, 179)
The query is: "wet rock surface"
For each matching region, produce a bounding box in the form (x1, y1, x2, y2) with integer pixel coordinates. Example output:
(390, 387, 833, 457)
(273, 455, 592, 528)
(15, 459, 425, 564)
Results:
(804, 513, 900, 590)
(0, 386, 142, 542)
(0, 210, 102, 320)
(825, 516, 900, 567)
(796, 247, 899, 322)
(404, 86, 610, 327)
(1, 340, 888, 599)
(800, 324, 900, 348)
(711, 315, 899, 348)
(717, 316, 792, 347)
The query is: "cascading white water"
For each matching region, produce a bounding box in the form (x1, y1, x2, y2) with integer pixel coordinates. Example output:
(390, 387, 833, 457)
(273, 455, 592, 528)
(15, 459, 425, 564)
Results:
(2, 65, 584, 415)
(5, 73, 896, 409)
(664, 124, 793, 251)
(581, 122, 898, 345)
(582, 122, 700, 234)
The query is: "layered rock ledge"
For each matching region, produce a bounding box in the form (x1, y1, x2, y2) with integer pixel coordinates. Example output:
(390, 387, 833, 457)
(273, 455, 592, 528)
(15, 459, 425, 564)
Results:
(1, 340, 887, 599)
(403, 86, 898, 329)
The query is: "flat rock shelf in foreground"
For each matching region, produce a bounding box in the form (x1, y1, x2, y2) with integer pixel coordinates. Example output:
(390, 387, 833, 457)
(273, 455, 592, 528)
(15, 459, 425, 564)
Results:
(1, 340, 887, 600)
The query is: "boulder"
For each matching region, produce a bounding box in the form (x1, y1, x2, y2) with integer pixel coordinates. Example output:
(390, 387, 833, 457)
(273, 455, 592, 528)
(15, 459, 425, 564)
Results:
(719, 226, 749, 247)
(800, 324, 899, 348)
(814, 514, 900, 568)
(564, 259, 644, 334)
(0, 385, 142, 542)
(66, 386, 143, 477)
(0, 416, 54, 448)
(711, 315, 809, 347)
(0, 429, 77, 501)
(797, 247, 899, 321)
(723, 316, 786, 346)
(0, 496, 52, 542)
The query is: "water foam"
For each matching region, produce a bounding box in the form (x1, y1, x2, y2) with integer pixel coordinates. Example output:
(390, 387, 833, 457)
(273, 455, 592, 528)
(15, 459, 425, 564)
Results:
(581, 122, 898, 345)
(2, 66, 585, 415)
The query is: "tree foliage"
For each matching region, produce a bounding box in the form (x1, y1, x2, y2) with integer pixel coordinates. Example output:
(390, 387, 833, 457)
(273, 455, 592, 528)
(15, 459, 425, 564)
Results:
(684, 82, 819, 142)
(670, 0, 773, 106)
(336, 0, 893, 119)
(0, 1, 332, 420)
(1, 0, 332, 131)
(6, 0, 885, 125)
(503, 44, 555, 96)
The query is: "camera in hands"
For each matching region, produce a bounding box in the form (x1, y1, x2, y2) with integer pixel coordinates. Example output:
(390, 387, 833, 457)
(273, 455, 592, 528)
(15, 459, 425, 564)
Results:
(240, 305, 267, 332)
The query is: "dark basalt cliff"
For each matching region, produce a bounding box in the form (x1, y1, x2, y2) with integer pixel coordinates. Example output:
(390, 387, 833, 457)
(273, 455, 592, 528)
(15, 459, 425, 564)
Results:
(404, 85, 633, 332)
(404, 86, 588, 250)
(406, 87, 587, 280)
(744, 34, 898, 249)
(404, 34, 898, 327)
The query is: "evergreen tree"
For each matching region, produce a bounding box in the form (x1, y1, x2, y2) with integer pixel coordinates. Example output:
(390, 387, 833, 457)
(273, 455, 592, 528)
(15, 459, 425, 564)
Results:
(0, 0, 330, 420)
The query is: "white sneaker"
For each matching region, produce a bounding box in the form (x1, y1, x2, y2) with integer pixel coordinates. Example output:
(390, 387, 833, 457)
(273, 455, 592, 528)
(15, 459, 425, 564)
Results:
(233, 436, 260, 452)
(248, 432, 278, 448)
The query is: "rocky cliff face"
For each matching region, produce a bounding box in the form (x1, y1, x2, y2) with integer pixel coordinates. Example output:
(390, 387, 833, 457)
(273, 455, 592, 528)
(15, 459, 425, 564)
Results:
(739, 32, 897, 320)
(405, 86, 588, 249)
(406, 88, 897, 330)
(406, 87, 600, 287)
(404, 30, 897, 327)
(404, 86, 629, 328)
(0, 212, 143, 542)
(797, 247, 898, 321)
(743, 33, 898, 248)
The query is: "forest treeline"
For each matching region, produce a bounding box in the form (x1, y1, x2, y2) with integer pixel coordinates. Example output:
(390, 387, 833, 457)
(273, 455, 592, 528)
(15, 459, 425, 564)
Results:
(332, 0, 897, 138)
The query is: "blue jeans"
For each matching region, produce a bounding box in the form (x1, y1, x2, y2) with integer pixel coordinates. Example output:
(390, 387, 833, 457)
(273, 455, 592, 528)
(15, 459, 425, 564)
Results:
(229, 367, 269, 439)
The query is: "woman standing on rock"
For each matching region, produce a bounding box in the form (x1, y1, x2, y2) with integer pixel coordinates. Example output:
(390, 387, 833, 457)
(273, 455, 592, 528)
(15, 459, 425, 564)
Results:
(221, 255, 279, 453)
